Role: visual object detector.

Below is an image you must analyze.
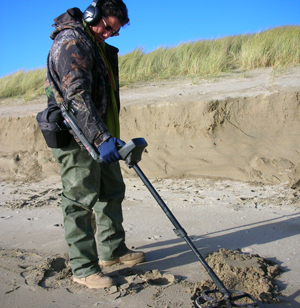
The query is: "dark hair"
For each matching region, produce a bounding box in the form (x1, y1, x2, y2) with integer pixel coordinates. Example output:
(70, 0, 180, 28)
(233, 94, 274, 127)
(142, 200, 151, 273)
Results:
(99, 0, 129, 26)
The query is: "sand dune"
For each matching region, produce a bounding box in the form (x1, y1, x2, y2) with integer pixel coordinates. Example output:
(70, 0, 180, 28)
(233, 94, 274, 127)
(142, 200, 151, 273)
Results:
(1, 67, 300, 185)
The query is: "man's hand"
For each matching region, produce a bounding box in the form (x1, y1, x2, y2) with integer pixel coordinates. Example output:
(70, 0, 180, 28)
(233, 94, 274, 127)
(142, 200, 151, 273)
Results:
(98, 137, 126, 163)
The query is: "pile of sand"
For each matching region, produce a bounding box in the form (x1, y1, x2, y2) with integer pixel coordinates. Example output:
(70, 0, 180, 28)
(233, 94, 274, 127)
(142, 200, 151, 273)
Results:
(0, 246, 282, 307)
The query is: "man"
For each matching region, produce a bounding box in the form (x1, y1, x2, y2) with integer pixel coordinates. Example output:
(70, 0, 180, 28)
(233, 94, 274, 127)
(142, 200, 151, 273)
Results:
(45, 0, 145, 289)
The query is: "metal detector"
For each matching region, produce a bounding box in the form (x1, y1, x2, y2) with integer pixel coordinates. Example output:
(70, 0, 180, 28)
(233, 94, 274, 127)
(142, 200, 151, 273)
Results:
(119, 138, 258, 308)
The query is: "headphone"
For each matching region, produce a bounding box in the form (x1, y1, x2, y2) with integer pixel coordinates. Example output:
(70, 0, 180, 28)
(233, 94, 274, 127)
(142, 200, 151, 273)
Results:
(83, 0, 102, 26)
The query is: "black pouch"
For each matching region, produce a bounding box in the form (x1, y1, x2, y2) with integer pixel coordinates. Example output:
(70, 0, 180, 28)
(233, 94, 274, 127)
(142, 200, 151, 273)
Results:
(36, 106, 71, 148)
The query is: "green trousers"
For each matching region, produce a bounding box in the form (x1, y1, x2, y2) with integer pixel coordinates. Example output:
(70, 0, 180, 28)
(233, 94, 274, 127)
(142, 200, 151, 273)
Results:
(52, 138, 127, 278)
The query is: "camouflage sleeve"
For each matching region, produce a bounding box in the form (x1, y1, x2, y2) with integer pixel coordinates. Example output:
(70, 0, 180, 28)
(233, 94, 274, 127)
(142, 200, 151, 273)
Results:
(49, 31, 111, 147)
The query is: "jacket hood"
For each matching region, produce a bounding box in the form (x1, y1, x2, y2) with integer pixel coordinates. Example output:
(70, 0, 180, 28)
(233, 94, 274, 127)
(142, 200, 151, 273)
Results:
(50, 8, 84, 40)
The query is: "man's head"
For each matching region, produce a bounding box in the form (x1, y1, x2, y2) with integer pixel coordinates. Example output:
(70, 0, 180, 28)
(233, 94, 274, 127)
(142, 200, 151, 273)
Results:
(83, 0, 129, 43)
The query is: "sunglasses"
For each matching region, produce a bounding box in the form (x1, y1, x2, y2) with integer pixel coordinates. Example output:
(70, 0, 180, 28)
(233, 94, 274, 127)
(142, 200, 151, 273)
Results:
(102, 18, 120, 37)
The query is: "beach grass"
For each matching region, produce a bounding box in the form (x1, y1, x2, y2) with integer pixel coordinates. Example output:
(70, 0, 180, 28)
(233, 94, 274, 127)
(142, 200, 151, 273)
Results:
(1, 26, 299, 100)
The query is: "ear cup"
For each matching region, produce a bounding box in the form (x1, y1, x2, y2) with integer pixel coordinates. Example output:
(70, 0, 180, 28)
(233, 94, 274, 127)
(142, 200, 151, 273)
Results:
(83, 4, 102, 26)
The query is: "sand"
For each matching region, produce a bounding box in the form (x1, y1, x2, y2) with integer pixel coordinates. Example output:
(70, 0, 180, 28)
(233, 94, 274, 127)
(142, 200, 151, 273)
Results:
(0, 67, 300, 307)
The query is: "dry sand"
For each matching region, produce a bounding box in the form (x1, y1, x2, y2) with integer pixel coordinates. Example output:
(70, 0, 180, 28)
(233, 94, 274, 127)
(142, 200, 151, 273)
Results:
(0, 67, 300, 307)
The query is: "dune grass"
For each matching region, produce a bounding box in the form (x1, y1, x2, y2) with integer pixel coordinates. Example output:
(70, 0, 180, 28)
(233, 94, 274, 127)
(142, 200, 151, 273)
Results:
(1, 26, 299, 100)
(0, 69, 46, 101)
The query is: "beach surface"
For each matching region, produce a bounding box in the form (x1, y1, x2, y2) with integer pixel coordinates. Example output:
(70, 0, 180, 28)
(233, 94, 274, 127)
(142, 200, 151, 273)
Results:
(1, 67, 300, 307)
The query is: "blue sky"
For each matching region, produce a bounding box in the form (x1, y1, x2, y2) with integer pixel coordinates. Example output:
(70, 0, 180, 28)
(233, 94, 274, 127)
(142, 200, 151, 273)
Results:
(0, 0, 299, 77)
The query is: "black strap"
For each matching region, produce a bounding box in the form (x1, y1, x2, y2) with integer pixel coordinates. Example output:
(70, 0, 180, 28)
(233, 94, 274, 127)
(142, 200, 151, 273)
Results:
(92, 43, 99, 103)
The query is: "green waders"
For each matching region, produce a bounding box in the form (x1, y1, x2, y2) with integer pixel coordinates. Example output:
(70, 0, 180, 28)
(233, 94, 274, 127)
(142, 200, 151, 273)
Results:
(52, 138, 127, 278)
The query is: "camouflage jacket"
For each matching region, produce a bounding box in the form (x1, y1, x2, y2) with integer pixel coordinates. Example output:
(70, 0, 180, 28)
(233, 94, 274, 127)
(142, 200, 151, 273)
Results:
(45, 7, 121, 147)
